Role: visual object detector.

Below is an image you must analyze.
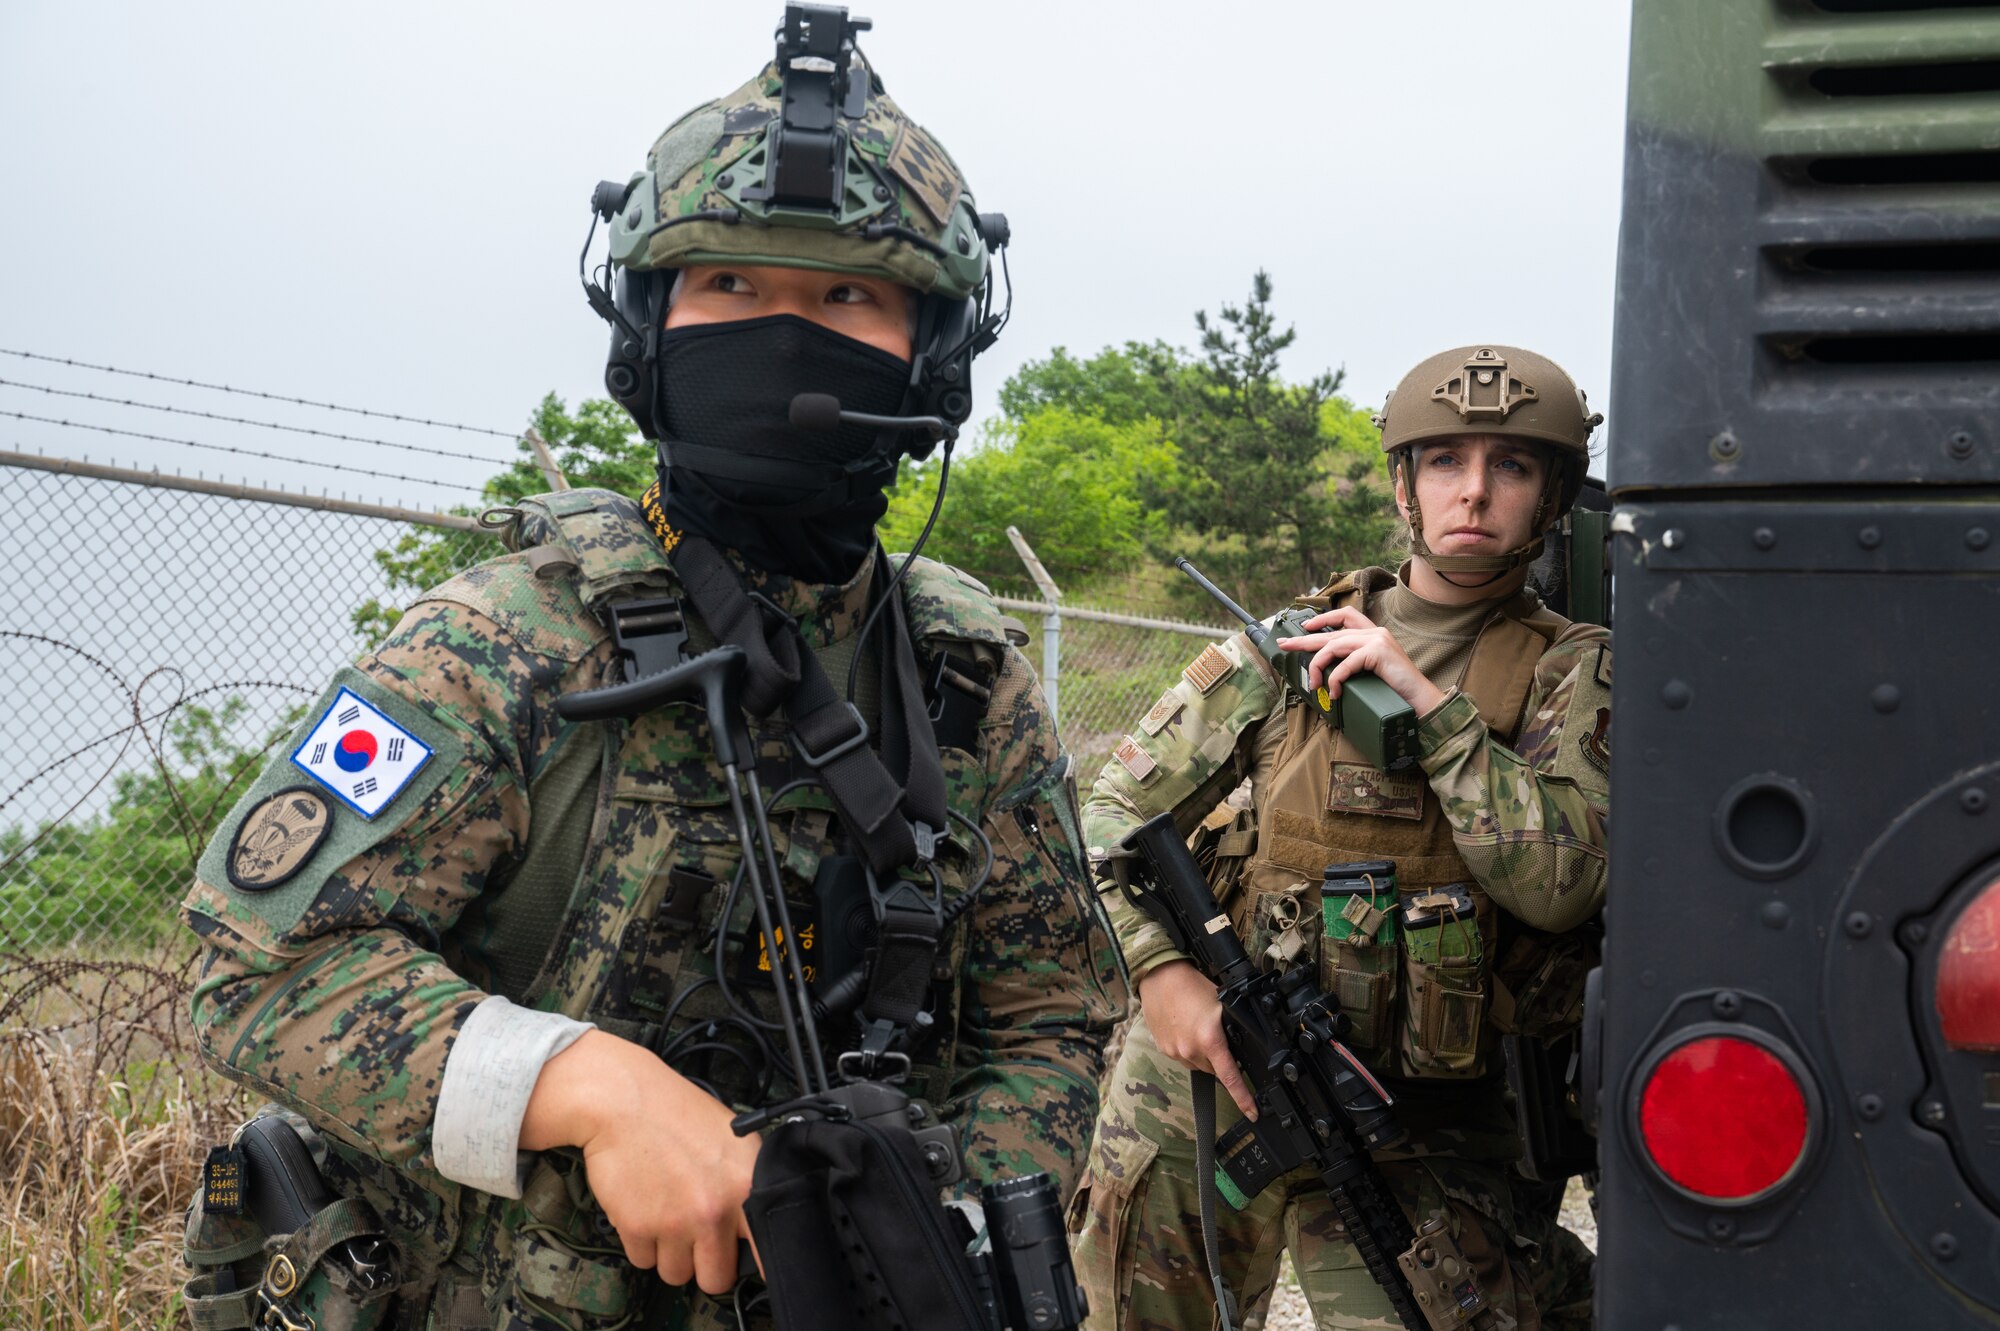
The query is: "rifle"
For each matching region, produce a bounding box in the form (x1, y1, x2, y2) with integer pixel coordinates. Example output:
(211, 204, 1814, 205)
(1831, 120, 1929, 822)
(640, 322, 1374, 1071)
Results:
(1174, 558, 1420, 773)
(1117, 812, 1491, 1331)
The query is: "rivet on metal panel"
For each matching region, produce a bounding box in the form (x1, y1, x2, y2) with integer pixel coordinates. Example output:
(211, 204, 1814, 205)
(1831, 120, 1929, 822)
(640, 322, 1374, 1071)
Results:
(1661, 681, 1692, 710)
(1844, 912, 1874, 939)
(1947, 431, 1975, 461)
(1870, 685, 1901, 714)
(1968, 528, 1992, 552)
(1921, 1101, 1948, 1128)
(1759, 901, 1791, 930)
(1710, 431, 1740, 462)
(1856, 1094, 1884, 1122)
(1931, 1233, 1959, 1262)
(1706, 1215, 1736, 1243)
(1903, 921, 1931, 947)
(1752, 526, 1776, 550)
(1962, 788, 1989, 815)
(1712, 990, 1743, 1019)
(1857, 526, 1882, 550)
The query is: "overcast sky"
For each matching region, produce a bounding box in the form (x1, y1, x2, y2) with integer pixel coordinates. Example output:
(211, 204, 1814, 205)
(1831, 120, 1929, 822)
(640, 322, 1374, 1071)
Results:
(1, 1, 1632, 506)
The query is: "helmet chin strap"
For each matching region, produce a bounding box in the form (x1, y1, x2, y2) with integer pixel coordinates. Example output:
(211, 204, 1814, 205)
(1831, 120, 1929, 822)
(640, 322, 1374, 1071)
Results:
(1396, 450, 1559, 579)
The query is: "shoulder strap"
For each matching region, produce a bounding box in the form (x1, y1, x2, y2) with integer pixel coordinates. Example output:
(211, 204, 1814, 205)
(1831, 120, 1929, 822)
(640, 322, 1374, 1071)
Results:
(502, 488, 682, 611)
(1463, 595, 1572, 744)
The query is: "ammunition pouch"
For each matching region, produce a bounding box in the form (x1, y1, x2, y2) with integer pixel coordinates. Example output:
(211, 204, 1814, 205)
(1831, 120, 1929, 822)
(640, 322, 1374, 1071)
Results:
(478, 1156, 640, 1331)
(1397, 885, 1494, 1080)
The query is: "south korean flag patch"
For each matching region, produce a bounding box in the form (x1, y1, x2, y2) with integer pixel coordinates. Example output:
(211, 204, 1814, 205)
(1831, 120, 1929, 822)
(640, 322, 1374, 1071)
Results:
(291, 686, 434, 820)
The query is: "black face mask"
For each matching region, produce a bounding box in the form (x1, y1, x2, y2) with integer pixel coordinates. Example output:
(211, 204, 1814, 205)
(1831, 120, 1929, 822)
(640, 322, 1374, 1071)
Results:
(655, 314, 913, 585)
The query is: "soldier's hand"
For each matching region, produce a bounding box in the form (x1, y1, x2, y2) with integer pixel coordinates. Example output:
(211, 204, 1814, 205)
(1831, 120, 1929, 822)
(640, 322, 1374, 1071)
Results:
(519, 1029, 764, 1294)
(1280, 606, 1447, 716)
(1137, 960, 1258, 1121)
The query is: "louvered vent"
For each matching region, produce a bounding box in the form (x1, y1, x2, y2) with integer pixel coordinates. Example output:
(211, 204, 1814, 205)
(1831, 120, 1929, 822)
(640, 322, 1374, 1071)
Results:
(1759, 0, 2000, 383)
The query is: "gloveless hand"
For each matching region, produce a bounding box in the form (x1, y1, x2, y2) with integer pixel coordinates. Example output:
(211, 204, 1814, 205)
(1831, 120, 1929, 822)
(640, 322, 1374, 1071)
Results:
(1277, 606, 1446, 717)
(1137, 960, 1258, 1120)
(520, 1029, 763, 1294)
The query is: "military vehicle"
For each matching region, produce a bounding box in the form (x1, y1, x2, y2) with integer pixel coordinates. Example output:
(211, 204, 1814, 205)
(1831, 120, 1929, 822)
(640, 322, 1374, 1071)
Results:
(1594, 0, 2000, 1323)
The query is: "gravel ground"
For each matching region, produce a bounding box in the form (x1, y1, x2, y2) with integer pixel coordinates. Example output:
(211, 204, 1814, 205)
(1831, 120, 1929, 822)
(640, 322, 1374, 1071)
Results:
(1253, 1178, 1598, 1330)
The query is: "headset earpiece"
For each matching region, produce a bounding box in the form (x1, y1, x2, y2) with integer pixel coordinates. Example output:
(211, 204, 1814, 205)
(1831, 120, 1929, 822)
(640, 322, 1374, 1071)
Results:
(603, 269, 667, 439)
(902, 292, 979, 459)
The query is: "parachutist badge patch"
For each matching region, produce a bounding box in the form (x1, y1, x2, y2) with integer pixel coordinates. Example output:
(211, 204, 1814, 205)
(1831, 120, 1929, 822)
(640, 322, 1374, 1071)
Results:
(227, 787, 333, 891)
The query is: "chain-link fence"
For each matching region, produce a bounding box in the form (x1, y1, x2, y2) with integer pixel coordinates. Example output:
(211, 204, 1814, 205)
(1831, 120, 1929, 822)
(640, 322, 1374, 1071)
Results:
(0, 457, 1228, 951)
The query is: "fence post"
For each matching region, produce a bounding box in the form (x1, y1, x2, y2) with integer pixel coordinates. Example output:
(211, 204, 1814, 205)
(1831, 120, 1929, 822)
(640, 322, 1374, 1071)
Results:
(1005, 526, 1063, 729)
(525, 429, 571, 491)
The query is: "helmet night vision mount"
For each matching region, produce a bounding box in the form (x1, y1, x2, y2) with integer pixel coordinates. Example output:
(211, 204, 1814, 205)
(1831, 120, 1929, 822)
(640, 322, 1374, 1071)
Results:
(580, 3, 1011, 460)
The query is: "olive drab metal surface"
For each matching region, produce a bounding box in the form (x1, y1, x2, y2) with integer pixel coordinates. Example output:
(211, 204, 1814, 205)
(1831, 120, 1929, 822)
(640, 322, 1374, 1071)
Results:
(1598, 0, 2000, 1325)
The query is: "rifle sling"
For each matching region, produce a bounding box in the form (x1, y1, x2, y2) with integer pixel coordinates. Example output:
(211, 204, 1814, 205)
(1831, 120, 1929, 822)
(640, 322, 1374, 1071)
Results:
(1192, 1069, 1241, 1331)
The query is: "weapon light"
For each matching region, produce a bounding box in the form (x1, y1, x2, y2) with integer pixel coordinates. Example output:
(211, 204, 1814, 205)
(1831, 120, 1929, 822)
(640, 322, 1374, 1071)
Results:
(1636, 1033, 1813, 1205)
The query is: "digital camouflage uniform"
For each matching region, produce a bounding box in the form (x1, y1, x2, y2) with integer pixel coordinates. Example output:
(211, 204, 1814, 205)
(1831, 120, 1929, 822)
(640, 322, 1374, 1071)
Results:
(1069, 562, 1609, 1331)
(181, 490, 1125, 1329)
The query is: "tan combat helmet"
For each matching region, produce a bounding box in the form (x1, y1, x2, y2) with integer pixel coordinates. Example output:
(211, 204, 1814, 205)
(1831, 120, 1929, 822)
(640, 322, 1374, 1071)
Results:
(1374, 345, 1603, 575)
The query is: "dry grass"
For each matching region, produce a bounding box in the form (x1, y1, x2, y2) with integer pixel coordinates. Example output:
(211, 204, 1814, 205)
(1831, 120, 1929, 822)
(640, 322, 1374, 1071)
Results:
(0, 949, 249, 1330)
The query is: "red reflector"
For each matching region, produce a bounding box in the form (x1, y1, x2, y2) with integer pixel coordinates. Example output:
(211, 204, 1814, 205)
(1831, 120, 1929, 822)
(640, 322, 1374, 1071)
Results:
(1938, 876, 2000, 1053)
(1639, 1036, 1809, 1201)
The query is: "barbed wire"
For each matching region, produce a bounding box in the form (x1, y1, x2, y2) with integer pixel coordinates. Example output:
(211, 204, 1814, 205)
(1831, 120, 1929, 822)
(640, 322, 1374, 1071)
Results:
(1, 410, 484, 494)
(0, 376, 519, 466)
(0, 348, 517, 437)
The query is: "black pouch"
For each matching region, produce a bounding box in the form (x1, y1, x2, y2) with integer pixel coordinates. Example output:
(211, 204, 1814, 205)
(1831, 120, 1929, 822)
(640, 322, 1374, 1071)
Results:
(182, 1113, 398, 1331)
(744, 1118, 990, 1331)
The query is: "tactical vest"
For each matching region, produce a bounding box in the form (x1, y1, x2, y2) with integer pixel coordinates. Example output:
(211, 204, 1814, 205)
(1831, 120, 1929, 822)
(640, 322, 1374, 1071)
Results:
(1229, 568, 1591, 1089)
(318, 490, 1024, 1331)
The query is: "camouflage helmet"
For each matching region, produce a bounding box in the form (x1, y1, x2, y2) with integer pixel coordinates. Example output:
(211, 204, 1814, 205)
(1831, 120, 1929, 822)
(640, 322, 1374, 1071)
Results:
(582, 5, 1009, 443)
(1373, 345, 1603, 575)
(604, 69, 993, 300)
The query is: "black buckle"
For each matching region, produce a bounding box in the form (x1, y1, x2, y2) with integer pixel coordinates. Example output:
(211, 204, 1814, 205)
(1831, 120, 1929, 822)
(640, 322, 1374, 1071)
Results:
(788, 701, 871, 768)
(607, 597, 688, 683)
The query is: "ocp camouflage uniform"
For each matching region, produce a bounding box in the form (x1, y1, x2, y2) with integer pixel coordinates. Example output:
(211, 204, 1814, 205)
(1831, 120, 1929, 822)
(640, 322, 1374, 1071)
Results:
(181, 489, 1125, 1329)
(1072, 564, 1609, 1331)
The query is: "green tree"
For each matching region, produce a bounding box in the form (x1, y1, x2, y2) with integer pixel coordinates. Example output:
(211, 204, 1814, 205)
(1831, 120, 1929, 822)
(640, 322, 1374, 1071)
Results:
(352, 394, 650, 645)
(879, 409, 1178, 590)
(0, 697, 291, 948)
(997, 342, 1183, 427)
(1139, 271, 1398, 606)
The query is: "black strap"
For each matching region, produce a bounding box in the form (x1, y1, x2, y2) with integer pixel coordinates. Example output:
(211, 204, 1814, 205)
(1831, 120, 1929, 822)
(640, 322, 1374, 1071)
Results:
(1192, 1070, 1240, 1331)
(670, 535, 800, 717)
(669, 537, 948, 879)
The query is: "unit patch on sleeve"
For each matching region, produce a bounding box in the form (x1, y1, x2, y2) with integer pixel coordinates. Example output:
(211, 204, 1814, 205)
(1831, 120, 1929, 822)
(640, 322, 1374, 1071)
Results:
(1582, 707, 1611, 772)
(292, 686, 434, 819)
(226, 787, 332, 891)
(1183, 643, 1235, 696)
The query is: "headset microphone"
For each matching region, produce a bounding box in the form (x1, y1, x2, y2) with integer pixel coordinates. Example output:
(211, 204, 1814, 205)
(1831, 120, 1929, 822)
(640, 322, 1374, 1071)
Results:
(788, 393, 959, 445)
